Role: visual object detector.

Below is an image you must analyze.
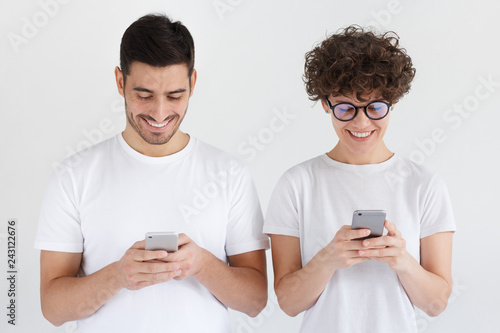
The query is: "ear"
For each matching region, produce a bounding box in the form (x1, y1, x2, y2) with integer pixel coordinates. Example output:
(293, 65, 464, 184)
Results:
(189, 69, 197, 97)
(114, 66, 125, 98)
(321, 97, 330, 114)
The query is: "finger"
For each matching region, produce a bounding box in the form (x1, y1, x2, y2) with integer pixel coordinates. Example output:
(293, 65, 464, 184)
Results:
(360, 238, 386, 249)
(341, 239, 370, 251)
(133, 269, 183, 288)
(145, 259, 167, 263)
(361, 235, 394, 248)
(348, 228, 371, 241)
(128, 248, 169, 262)
(131, 240, 146, 250)
(324, 242, 371, 260)
(336, 225, 369, 241)
(177, 233, 190, 246)
(385, 220, 401, 237)
(359, 246, 402, 258)
(159, 248, 185, 262)
(335, 225, 352, 239)
(137, 261, 181, 274)
(363, 232, 406, 249)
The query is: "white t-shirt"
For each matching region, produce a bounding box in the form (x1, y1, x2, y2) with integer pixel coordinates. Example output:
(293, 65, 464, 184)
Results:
(264, 154, 456, 333)
(35, 134, 269, 333)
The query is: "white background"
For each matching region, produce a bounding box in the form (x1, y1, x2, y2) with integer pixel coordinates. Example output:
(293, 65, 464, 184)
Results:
(1, 0, 499, 332)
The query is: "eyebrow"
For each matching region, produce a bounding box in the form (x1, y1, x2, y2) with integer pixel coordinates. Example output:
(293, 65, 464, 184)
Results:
(133, 87, 187, 94)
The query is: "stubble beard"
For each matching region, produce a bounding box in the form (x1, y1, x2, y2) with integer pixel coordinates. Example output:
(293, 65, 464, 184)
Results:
(124, 99, 187, 145)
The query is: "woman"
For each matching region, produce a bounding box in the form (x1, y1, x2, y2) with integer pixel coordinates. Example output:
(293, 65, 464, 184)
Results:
(264, 26, 456, 332)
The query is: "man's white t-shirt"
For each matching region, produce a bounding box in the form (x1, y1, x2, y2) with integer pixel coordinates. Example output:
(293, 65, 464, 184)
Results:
(35, 134, 269, 333)
(264, 154, 456, 333)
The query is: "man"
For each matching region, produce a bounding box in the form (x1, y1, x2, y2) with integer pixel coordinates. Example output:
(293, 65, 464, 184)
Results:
(35, 14, 269, 332)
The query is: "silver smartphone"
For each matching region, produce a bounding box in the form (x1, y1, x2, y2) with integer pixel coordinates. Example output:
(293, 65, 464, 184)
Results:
(145, 232, 178, 252)
(351, 210, 386, 240)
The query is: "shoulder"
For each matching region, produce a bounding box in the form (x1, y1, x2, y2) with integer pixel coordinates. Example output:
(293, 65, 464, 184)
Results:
(53, 135, 118, 177)
(282, 155, 328, 180)
(390, 155, 447, 190)
(192, 138, 250, 177)
(272, 155, 327, 192)
(193, 139, 237, 162)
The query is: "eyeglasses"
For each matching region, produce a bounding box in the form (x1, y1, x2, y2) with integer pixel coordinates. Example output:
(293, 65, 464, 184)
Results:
(325, 97, 392, 122)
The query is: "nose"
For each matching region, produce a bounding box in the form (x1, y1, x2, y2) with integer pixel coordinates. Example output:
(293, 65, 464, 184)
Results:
(351, 107, 372, 127)
(150, 97, 170, 122)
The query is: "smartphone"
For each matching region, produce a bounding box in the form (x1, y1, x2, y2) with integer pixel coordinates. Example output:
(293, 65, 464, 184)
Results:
(351, 210, 386, 240)
(145, 232, 178, 252)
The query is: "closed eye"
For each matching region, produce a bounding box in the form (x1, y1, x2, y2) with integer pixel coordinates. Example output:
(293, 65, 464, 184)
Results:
(338, 105, 355, 113)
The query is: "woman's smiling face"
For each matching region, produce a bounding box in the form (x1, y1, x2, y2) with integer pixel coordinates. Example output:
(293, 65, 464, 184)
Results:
(322, 92, 394, 164)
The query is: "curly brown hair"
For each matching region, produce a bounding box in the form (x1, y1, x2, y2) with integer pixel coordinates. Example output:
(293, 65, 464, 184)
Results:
(303, 25, 416, 104)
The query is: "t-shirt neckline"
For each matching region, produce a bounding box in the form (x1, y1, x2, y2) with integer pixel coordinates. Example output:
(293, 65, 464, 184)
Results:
(117, 133, 197, 164)
(320, 153, 398, 171)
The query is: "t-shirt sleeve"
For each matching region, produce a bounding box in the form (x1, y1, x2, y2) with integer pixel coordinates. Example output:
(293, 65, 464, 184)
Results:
(420, 174, 457, 239)
(263, 173, 300, 237)
(225, 163, 270, 256)
(34, 166, 84, 253)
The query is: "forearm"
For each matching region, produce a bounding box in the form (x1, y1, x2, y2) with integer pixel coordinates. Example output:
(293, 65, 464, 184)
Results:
(41, 262, 122, 326)
(396, 253, 452, 316)
(194, 251, 267, 317)
(275, 251, 336, 317)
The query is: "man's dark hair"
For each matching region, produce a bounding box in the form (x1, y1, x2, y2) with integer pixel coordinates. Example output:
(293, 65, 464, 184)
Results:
(304, 25, 415, 104)
(120, 13, 195, 81)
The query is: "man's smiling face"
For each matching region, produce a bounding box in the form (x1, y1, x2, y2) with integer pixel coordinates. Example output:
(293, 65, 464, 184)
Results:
(118, 61, 195, 146)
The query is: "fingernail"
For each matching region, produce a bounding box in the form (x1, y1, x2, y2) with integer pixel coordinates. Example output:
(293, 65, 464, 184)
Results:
(359, 250, 365, 256)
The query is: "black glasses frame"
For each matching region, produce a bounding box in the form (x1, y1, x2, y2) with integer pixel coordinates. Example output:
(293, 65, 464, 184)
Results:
(325, 97, 392, 122)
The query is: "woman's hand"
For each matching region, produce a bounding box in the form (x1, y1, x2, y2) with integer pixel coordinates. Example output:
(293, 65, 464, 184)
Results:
(320, 225, 372, 270)
(359, 220, 411, 272)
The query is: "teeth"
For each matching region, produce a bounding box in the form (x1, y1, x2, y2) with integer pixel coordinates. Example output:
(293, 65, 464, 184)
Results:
(146, 119, 170, 128)
(349, 130, 372, 138)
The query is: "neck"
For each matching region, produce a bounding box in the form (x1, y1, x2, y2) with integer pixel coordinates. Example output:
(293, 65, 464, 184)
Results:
(327, 142, 394, 165)
(122, 127, 190, 157)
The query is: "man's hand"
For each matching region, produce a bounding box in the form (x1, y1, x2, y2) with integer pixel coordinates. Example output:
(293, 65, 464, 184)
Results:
(115, 240, 182, 290)
(359, 220, 410, 272)
(159, 233, 267, 316)
(159, 234, 210, 280)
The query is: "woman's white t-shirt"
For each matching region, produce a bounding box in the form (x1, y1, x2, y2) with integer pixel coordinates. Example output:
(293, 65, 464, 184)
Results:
(264, 154, 456, 333)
